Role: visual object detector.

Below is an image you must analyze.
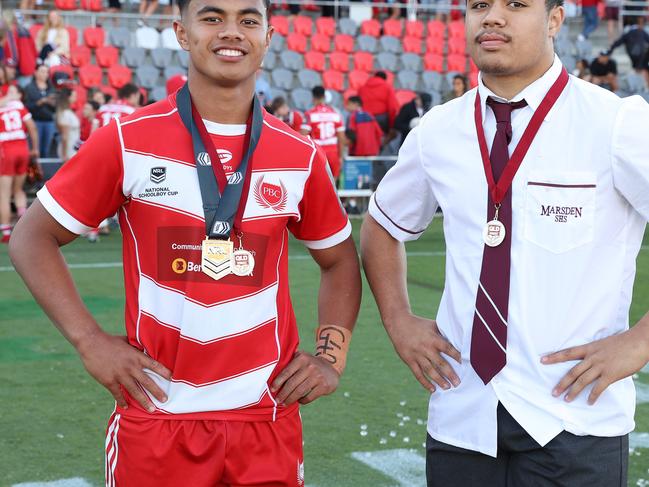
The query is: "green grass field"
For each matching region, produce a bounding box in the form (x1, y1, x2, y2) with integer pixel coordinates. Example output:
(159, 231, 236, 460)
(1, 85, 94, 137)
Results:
(1, 218, 649, 487)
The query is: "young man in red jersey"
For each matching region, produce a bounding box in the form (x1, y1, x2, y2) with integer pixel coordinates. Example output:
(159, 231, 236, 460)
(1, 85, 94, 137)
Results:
(9, 1, 361, 485)
(92, 82, 140, 132)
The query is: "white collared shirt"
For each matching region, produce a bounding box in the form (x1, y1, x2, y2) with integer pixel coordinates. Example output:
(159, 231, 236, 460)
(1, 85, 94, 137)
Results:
(369, 55, 649, 456)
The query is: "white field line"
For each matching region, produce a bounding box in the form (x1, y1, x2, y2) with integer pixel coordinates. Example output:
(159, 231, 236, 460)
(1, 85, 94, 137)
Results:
(12, 479, 93, 487)
(351, 449, 426, 487)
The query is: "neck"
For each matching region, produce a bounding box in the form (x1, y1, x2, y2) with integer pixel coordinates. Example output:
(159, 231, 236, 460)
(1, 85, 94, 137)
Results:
(188, 73, 256, 124)
(481, 52, 554, 100)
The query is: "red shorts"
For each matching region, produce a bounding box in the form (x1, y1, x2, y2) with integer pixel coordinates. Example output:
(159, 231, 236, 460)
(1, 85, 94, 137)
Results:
(0, 141, 29, 176)
(323, 147, 341, 179)
(105, 409, 304, 487)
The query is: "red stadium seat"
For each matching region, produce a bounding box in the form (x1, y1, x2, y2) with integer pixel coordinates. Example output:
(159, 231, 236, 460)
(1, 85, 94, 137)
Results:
(425, 37, 444, 56)
(270, 15, 290, 36)
(50, 63, 74, 80)
(329, 51, 350, 73)
(469, 71, 479, 88)
(305, 51, 326, 72)
(334, 34, 354, 54)
(348, 70, 370, 90)
(286, 33, 307, 53)
(70, 45, 91, 67)
(79, 64, 103, 88)
(343, 88, 357, 103)
(100, 85, 117, 101)
(54, 0, 76, 10)
(423, 53, 444, 72)
(448, 20, 465, 39)
(384, 70, 395, 86)
(426, 20, 445, 40)
(73, 85, 87, 110)
(383, 18, 403, 38)
(323, 70, 345, 92)
(95, 45, 119, 68)
(310, 33, 331, 53)
(108, 64, 132, 89)
(293, 15, 313, 36)
(66, 26, 79, 47)
(447, 37, 466, 55)
(360, 19, 381, 37)
(395, 89, 417, 108)
(83, 26, 105, 49)
(403, 36, 423, 54)
(447, 54, 467, 72)
(29, 24, 43, 40)
(80, 0, 102, 11)
(405, 20, 424, 39)
(316, 17, 336, 37)
(353, 51, 374, 72)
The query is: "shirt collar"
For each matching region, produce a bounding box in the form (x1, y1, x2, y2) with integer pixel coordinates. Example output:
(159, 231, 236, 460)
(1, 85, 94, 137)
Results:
(477, 54, 564, 123)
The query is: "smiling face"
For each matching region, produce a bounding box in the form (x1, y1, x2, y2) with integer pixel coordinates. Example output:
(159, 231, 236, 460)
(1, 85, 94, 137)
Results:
(174, 0, 272, 89)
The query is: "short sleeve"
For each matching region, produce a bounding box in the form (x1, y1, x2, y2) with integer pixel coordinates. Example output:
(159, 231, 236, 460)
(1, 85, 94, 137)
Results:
(368, 124, 438, 242)
(288, 147, 351, 249)
(612, 96, 649, 221)
(20, 105, 31, 122)
(335, 112, 345, 132)
(37, 121, 126, 234)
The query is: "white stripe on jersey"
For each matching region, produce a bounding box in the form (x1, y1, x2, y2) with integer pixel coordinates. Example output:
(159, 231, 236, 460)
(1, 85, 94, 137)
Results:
(37, 186, 94, 235)
(104, 413, 121, 487)
(300, 220, 352, 250)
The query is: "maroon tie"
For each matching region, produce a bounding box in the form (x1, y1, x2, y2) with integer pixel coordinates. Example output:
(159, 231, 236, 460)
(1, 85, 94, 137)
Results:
(470, 97, 527, 385)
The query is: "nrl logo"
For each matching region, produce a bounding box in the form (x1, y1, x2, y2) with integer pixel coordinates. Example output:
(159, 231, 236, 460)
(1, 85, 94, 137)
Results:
(253, 175, 288, 212)
(150, 166, 166, 184)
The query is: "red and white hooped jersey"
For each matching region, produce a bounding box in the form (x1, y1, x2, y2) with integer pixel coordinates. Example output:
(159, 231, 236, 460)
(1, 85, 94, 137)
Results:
(38, 94, 351, 422)
(302, 103, 344, 148)
(0, 100, 31, 143)
(95, 99, 136, 128)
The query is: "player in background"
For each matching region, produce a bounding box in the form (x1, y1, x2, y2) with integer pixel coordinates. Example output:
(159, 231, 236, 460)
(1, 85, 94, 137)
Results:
(0, 84, 38, 243)
(92, 83, 140, 132)
(301, 86, 346, 180)
(269, 96, 304, 133)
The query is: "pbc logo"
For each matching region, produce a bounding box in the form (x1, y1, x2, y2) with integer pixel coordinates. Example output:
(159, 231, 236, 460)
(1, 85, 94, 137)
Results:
(150, 166, 166, 184)
(253, 175, 288, 212)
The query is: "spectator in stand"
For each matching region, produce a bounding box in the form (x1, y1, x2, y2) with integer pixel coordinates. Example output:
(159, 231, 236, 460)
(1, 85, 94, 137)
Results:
(269, 96, 304, 133)
(55, 88, 79, 163)
(574, 58, 593, 81)
(139, 0, 160, 19)
(345, 96, 383, 157)
(442, 74, 468, 103)
(579, 0, 600, 40)
(358, 71, 399, 135)
(608, 17, 649, 84)
(590, 50, 618, 91)
(2, 10, 38, 80)
(79, 100, 99, 144)
(24, 64, 57, 158)
(88, 87, 107, 106)
(302, 85, 346, 179)
(604, 0, 621, 43)
(394, 92, 432, 148)
(0, 84, 39, 243)
(36, 11, 70, 67)
(92, 83, 139, 132)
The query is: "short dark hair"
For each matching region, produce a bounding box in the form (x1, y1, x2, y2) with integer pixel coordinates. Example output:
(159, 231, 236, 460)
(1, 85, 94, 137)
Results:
(269, 96, 287, 114)
(374, 71, 387, 80)
(348, 96, 362, 106)
(312, 85, 325, 99)
(177, 0, 271, 15)
(545, 0, 564, 9)
(88, 100, 100, 111)
(117, 83, 140, 100)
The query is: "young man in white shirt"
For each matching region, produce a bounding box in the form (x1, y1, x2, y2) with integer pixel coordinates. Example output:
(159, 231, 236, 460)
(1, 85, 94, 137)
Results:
(361, 0, 649, 484)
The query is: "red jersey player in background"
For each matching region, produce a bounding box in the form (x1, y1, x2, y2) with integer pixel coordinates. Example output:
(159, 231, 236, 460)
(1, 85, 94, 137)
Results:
(301, 85, 346, 179)
(269, 96, 304, 133)
(9, 0, 362, 485)
(92, 82, 140, 132)
(0, 84, 38, 243)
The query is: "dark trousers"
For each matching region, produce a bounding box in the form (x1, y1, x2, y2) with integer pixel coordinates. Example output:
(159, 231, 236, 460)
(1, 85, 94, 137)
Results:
(426, 404, 628, 487)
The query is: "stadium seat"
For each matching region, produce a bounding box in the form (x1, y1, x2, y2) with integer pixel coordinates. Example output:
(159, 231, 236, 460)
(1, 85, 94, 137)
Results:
(83, 26, 105, 49)
(135, 65, 159, 90)
(135, 25, 160, 50)
(469, 71, 479, 89)
(108, 27, 131, 49)
(29, 24, 43, 41)
(395, 89, 417, 108)
(353, 51, 374, 72)
(360, 19, 381, 37)
(561, 54, 576, 73)
(554, 37, 573, 57)
(447, 37, 466, 55)
(422, 71, 445, 92)
(403, 36, 423, 54)
(100, 85, 117, 100)
(622, 72, 647, 94)
(575, 38, 592, 59)
(54, 0, 76, 10)
(297, 69, 322, 89)
(108, 64, 132, 89)
(448, 20, 465, 39)
(280, 50, 304, 71)
(161, 27, 181, 50)
(290, 88, 312, 112)
(327, 89, 343, 109)
(311, 33, 331, 53)
(122, 47, 147, 69)
(377, 52, 398, 72)
(316, 17, 336, 37)
(66, 26, 79, 47)
(151, 47, 174, 69)
(50, 64, 74, 80)
(293, 15, 313, 36)
(80, 0, 102, 11)
(79, 64, 103, 88)
(69, 45, 91, 68)
(271, 88, 288, 101)
(330, 51, 350, 72)
(263, 52, 278, 71)
(384, 70, 395, 86)
(73, 85, 87, 109)
(177, 50, 189, 69)
(405, 20, 424, 39)
(447, 54, 467, 73)
(323, 69, 345, 92)
(150, 85, 167, 102)
(423, 53, 444, 72)
(383, 19, 402, 38)
(348, 70, 370, 90)
(426, 20, 445, 40)
(428, 90, 442, 106)
(401, 53, 423, 72)
(96, 46, 119, 68)
(270, 34, 285, 53)
(357, 35, 378, 53)
(270, 15, 290, 37)
(271, 68, 294, 90)
(397, 71, 419, 91)
(164, 65, 186, 79)
(338, 18, 358, 37)
(286, 33, 307, 54)
(334, 34, 354, 54)
(380, 36, 401, 54)
(425, 37, 444, 56)
(305, 51, 326, 72)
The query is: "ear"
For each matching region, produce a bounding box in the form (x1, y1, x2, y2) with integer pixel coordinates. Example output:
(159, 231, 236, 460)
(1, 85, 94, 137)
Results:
(548, 5, 565, 40)
(173, 19, 190, 51)
(264, 24, 274, 53)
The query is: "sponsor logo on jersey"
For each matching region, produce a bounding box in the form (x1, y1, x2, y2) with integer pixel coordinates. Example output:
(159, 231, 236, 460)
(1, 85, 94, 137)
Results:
(217, 149, 232, 164)
(253, 175, 288, 212)
(172, 258, 187, 274)
(150, 167, 167, 184)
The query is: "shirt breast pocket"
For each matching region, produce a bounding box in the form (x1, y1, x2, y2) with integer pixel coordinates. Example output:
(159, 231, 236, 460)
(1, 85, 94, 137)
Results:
(523, 173, 597, 254)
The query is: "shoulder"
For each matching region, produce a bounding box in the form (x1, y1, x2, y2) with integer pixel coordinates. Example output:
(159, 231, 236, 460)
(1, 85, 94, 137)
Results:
(118, 97, 178, 129)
